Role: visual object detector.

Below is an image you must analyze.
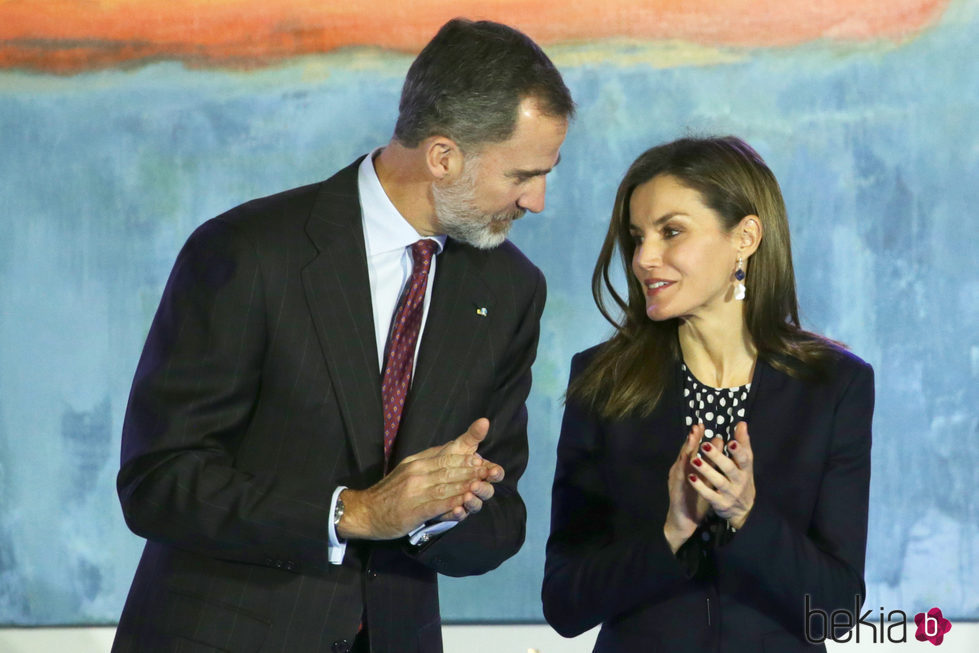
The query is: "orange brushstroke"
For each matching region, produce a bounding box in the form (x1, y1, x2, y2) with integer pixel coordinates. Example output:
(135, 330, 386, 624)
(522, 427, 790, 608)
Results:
(0, 0, 950, 74)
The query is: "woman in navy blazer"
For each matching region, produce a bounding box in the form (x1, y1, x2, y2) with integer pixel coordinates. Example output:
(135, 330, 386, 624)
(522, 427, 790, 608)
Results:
(542, 137, 873, 652)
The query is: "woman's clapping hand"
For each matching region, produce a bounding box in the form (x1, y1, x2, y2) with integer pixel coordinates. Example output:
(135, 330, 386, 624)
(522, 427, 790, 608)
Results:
(688, 421, 755, 530)
(664, 424, 712, 553)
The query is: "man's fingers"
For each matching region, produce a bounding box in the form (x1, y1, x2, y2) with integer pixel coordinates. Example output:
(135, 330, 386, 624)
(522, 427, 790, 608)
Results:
(463, 492, 484, 514)
(428, 478, 482, 501)
(401, 442, 446, 465)
(424, 479, 495, 524)
(432, 453, 490, 472)
(470, 480, 495, 502)
(483, 462, 504, 483)
(416, 481, 476, 522)
(421, 452, 503, 483)
(466, 452, 505, 481)
(444, 418, 490, 455)
(376, 420, 503, 534)
(426, 499, 468, 523)
(398, 452, 488, 478)
(425, 461, 489, 485)
(432, 507, 467, 523)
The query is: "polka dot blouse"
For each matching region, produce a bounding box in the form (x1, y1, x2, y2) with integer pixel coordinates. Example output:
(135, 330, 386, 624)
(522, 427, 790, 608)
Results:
(681, 363, 750, 448)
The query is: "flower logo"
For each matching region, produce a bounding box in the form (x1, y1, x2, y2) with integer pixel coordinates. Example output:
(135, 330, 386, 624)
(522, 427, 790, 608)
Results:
(914, 607, 952, 645)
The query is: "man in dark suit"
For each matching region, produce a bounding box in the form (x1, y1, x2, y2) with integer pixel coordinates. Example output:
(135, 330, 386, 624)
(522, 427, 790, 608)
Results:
(113, 18, 573, 653)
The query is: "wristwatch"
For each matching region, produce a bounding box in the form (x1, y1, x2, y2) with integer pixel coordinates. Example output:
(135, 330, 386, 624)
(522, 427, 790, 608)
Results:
(333, 494, 345, 540)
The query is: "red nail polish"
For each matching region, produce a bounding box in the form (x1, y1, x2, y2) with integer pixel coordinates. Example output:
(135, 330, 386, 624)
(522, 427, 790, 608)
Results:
(702, 443, 712, 452)
(689, 474, 698, 483)
(693, 458, 702, 467)
(729, 442, 738, 451)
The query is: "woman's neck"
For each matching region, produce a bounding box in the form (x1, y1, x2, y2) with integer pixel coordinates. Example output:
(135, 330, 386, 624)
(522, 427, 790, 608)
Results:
(678, 314, 757, 388)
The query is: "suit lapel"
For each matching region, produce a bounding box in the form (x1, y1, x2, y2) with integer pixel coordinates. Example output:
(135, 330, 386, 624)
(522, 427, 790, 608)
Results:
(301, 157, 383, 472)
(391, 240, 494, 462)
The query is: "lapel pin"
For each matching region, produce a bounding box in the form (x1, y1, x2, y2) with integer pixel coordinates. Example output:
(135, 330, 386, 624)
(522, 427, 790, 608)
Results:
(476, 307, 488, 317)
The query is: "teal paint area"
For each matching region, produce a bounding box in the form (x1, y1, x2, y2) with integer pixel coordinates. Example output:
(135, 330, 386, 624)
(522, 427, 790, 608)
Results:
(1, 3, 977, 625)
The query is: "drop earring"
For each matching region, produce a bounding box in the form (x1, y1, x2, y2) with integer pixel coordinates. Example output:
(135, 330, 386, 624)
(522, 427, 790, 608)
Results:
(734, 255, 746, 301)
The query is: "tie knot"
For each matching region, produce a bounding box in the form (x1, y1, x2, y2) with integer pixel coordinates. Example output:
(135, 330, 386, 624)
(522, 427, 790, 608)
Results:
(411, 239, 438, 267)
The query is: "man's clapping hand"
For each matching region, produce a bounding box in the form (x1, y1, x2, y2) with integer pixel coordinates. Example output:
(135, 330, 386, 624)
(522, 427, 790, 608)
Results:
(337, 418, 504, 540)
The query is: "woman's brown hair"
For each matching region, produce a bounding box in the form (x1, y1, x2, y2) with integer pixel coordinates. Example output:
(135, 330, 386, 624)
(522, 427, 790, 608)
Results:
(569, 136, 840, 419)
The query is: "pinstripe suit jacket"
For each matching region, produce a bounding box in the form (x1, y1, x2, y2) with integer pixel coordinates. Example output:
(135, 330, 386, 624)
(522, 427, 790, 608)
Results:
(113, 157, 545, 653)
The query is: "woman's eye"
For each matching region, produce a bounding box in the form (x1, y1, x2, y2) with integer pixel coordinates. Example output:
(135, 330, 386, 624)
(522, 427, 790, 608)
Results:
(663, 227, 680, 239)
(631, 233, 643, 245)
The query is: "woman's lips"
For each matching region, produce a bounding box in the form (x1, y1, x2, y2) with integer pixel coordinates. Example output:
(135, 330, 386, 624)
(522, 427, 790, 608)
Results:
(644, 279, 675, 295)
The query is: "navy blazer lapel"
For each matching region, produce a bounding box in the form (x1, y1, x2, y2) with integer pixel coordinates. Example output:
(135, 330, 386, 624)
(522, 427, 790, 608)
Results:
(739, 358, 788, 477)
(657, 366, 688, 454)
(301, 157, 383, 472)
(390, 240, 494, 463)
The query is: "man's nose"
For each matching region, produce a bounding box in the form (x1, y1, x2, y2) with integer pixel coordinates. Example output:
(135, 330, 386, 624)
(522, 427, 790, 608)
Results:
(517, 177, 547, 214)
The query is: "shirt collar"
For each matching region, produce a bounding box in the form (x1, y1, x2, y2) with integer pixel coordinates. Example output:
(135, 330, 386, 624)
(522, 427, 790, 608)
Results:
(358, 148, 446, 257)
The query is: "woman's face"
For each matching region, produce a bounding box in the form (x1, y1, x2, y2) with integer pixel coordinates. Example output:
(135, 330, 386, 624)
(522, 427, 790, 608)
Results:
(629, 174, 742, 323)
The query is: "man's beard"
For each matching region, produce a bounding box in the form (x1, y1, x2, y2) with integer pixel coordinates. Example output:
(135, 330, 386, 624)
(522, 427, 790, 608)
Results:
(431, 156, 525, 250)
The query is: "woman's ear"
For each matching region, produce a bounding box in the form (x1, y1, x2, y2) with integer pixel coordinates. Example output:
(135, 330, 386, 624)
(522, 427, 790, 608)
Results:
(738, 215, 763, 257)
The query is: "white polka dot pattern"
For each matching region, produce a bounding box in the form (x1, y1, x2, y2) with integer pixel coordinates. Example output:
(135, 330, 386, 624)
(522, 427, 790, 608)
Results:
(682, 364, 750, 447)
(381, 240, 438, 465)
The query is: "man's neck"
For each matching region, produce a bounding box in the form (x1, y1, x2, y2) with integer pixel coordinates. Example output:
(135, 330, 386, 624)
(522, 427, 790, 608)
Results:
(374, 143, 439, 237)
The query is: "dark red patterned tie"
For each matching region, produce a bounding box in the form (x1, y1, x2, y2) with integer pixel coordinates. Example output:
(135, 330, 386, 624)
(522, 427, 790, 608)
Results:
(381, 239, 438, 466)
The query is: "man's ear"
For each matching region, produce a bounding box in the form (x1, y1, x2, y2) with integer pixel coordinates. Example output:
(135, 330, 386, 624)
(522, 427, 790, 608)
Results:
(737, 215, 763, 258)
(424, 136, 464, 181)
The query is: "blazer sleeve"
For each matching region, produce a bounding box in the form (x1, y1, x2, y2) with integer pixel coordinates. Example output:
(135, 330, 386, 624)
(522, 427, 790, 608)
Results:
(541, 352, 692, 638)
(716, 358, 874, 622)
(410, 266, 545, 577)
(117, 218, 333, 571)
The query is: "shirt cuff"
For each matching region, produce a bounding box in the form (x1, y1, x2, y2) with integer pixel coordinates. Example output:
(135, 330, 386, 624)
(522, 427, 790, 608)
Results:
(327, 485, 348, 565)
(407, 520, 457, 546)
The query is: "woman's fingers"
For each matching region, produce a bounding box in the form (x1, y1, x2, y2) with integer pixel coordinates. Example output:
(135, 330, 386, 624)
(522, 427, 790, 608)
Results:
(690, 449, 727, 489)
(687, 426, 756, 522)
(728, 421, 753, 470)
(700, 438, 738, 476)
(687, 471, 721, 503)
(683, 424, 705, 461)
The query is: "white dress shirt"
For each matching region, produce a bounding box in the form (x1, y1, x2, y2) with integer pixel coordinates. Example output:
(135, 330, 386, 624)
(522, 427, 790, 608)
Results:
(328, 150, 455, 564)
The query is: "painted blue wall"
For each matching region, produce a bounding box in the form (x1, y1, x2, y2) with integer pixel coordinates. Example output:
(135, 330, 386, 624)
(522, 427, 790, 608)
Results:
(1, 1, 977, 625)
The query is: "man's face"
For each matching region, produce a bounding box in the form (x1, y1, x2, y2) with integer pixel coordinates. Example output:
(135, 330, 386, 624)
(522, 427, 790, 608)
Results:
(432, 97, 568, 249)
